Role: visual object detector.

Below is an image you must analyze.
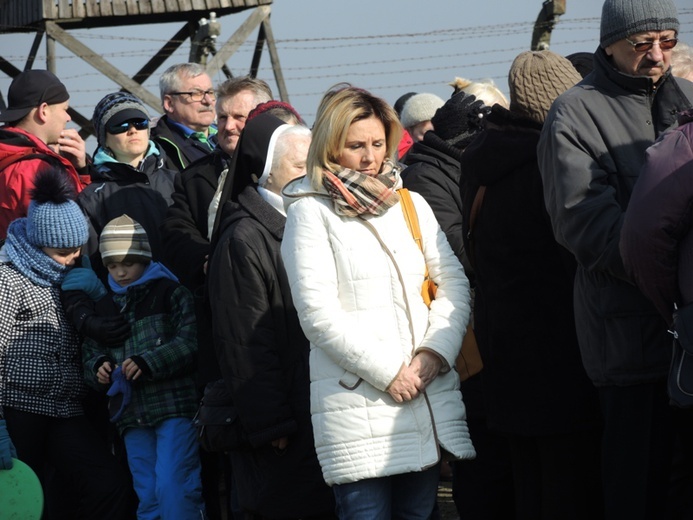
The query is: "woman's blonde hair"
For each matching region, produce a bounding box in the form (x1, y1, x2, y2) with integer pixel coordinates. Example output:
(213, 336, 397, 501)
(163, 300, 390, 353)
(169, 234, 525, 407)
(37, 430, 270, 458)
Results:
(672, 42, 693, 81)
(307, 85, 402, 189)
(449, 77, 509, 109)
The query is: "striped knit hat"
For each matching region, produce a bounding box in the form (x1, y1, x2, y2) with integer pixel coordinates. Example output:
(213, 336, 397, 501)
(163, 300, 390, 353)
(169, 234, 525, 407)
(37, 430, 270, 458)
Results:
(92, 92, 149, 146)
(99, 214, 152, 265)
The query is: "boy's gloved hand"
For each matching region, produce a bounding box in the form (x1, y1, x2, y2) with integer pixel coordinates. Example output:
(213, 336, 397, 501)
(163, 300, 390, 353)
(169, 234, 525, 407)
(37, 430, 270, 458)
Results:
(0, 419, 17, 470)
(61, 256, 108, 301)
(107, 367, 132, 423)
(81, 314, 131, 346)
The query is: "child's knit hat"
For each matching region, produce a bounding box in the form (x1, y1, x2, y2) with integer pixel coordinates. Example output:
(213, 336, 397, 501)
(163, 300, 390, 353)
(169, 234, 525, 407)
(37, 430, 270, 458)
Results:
(26, 168, 88, 248)
(99, 214, 152, 265)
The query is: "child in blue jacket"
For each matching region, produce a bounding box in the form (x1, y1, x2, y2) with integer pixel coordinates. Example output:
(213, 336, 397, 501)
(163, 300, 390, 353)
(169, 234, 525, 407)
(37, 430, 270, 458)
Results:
(68, 214, 205, 520)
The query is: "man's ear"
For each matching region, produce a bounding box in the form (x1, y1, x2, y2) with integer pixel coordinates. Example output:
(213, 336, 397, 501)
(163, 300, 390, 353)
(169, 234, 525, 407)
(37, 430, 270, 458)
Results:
(35, 102, 50, 123)
(162, 95, 174, 115)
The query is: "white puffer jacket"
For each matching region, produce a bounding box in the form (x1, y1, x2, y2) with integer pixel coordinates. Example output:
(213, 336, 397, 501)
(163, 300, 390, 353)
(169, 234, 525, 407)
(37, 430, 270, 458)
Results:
(281, 175, 476, 486)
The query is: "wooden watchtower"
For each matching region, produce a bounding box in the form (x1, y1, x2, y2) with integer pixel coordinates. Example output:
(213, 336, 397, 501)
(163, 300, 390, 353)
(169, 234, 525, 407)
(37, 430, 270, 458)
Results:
(0, 0, 287, 136)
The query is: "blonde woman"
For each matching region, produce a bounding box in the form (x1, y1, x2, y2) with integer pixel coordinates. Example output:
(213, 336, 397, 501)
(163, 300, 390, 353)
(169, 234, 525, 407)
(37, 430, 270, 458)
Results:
(280, 86, 475, 519)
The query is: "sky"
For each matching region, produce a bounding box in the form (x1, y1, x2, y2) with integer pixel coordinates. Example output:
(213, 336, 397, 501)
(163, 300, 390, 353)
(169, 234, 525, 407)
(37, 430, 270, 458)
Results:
(0, 0, 691, 150)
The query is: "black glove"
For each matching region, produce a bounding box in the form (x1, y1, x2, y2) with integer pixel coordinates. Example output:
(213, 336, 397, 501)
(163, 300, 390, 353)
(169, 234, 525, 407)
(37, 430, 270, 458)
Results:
(81, 315, 131, 346)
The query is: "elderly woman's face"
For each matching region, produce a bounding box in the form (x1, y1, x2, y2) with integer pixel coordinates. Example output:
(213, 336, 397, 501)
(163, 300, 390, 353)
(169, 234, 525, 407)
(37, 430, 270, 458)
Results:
(337, 116, 387, 176)
(266, 135, 310, 195)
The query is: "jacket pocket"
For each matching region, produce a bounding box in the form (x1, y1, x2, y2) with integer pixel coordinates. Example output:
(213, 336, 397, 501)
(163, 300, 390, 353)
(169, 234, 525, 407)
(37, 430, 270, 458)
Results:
(598, 283, 670, 378)
(338, 370, 362, 390)
(6, 356, 52, 397)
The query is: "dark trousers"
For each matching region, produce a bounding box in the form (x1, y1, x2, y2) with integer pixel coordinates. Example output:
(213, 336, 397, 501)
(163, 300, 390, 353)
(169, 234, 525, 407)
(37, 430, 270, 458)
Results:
(598, 382, 673, 520)
(507, 429, 603, 520)
(452, 414, 515, 520)
(5, 408, 130, 520)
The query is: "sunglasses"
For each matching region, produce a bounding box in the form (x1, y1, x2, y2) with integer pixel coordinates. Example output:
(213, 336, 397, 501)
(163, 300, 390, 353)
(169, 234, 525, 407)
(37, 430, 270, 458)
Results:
(107, 118, 149, 134)
(624, 37, 678, 53)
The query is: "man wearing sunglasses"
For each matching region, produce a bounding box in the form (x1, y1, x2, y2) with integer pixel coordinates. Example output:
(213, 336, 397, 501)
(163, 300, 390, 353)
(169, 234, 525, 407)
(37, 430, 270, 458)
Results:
(538, 0, 693, 518)
(0, 69, 91, 240)
(151, 63, 218, 172)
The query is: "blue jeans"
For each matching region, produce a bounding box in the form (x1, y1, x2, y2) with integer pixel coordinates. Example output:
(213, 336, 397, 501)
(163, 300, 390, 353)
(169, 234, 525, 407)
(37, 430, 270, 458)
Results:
(124, 417, 205, 520)
(333, 463, 440, 520)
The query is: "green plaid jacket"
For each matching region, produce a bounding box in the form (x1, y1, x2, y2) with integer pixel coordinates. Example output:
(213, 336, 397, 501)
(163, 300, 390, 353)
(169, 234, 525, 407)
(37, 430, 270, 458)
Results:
(82, 278, 199, 433)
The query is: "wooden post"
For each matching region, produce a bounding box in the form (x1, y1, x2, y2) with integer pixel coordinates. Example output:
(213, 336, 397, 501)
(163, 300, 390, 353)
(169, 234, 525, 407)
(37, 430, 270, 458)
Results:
(45, 21, 161, 111)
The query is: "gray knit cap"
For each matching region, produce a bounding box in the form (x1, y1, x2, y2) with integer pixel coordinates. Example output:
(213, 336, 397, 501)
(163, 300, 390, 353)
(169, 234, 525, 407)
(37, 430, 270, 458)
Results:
(92, 92, 149, 146)
(600, 0, 679, 49)
(400, 93, 445, 129)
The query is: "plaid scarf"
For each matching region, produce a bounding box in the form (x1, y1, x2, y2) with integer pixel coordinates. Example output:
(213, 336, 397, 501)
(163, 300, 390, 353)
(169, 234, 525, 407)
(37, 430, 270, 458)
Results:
(322, 159, 401, 217)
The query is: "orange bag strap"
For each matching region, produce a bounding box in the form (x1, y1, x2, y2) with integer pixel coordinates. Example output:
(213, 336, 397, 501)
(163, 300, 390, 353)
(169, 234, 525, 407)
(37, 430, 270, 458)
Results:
(399, 189, 436, 309)
(398, 188, 423, 251)
(399, 188, 429, 275)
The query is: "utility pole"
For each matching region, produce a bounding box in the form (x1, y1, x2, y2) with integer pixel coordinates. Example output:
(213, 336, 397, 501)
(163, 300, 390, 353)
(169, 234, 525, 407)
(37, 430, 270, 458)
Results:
(531, 0, 566, 50)
(189, 12, 233, 78)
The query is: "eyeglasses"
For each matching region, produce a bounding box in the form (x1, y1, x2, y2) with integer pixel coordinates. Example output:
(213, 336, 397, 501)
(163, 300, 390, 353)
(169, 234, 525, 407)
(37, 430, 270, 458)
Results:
(624, 37, 678, 52)
(168, 89, 216, 102)
(106, 118, 149, 134)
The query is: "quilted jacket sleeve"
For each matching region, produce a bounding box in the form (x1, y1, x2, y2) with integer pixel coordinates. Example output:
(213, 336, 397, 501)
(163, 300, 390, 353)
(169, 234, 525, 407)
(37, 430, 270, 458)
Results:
(621, 126, 693, 323)
(411, 191, 471, 369)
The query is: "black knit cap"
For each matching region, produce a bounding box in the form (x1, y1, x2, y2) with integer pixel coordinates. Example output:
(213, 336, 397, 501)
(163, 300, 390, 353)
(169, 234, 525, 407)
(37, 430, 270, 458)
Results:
(431, 91, 488, 148)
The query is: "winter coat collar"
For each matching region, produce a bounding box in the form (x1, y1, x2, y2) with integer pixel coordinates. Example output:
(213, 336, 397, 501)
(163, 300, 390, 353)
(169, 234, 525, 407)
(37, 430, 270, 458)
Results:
(91, 142, 168, 182)
(462, 105, 541, 187)
(219, 185, 285, 242)
(420, 131, 465, 162)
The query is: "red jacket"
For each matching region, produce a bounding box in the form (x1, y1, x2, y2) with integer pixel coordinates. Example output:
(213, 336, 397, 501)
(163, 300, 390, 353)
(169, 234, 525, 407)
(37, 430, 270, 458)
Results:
(0, 126, 89, 239)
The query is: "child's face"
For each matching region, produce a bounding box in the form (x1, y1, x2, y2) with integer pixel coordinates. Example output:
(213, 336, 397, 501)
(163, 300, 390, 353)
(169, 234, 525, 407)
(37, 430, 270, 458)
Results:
(42, 246, 81, 266)
(106, 261, 147, 287)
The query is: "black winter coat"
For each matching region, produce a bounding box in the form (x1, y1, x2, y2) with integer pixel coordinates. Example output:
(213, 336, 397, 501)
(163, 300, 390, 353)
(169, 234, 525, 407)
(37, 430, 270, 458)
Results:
(460, 106, 601, 436)
(160, 149, 229, 386)
(78, 147, 176, 281)
(161, 149, 229, 291)
(402, 132, 472, 278)
(150, 115, 217, 172)
(401, 131, 484, 418)
(207, 186, 334, 518)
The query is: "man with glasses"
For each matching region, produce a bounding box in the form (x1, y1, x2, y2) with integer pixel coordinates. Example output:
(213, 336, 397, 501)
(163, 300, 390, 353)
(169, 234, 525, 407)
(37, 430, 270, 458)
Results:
(538, 0, 693, 518)
(0, 69, 90, 239)
(160, 75, 272, 520)
(151, 63, 218, 172)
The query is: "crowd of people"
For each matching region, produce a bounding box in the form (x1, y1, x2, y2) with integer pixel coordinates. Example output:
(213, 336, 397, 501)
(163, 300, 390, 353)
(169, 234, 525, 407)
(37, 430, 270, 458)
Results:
(1, 0, 693, 519)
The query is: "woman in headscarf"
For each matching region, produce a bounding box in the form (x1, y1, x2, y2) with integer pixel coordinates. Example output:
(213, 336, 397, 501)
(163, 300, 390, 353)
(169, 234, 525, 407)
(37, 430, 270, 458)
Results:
(208, 112, 335, 519)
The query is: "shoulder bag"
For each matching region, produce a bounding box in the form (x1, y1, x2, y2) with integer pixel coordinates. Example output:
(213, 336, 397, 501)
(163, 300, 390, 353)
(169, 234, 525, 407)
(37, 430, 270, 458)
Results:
(398, 188, 483, 381)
